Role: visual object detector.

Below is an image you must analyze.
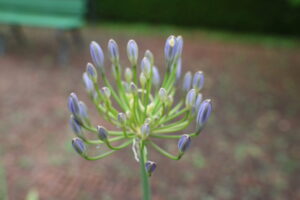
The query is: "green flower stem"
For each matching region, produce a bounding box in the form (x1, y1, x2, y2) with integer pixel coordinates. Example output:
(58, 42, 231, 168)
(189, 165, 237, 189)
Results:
(160, 107, 188, 124)
(139, 142, 151, 200)
(82, 135, 126, 145)
(84, 150, 115, 160)
(82, 125, 130, 136)
(105, 139, 134, 150)
(115, 64, 130, 109)
(153, 120, 190, 132)
(83, 140, 133, 161)
(149, 141, 181, 160)
(103, 75, 127, 111)
(150, 132, 197, 139)
(132, 64, 138, 84)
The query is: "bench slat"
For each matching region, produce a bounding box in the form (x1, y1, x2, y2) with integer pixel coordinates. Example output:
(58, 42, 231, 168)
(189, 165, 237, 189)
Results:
(0, 0, 86, 15)
(0, 12, 84, 29)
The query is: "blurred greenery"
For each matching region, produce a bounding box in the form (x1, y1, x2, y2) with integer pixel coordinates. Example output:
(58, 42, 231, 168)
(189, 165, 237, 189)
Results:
(92, 23, 300, 48)
(90, 0, 300, 35)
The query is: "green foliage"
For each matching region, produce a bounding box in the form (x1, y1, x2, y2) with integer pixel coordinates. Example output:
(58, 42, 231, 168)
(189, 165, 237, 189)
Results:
(26, 189, 39, 200)
(91, 0, 300, 35)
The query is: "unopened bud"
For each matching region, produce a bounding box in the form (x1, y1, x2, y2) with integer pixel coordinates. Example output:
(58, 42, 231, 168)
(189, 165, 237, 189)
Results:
(97, 126, 108, 141)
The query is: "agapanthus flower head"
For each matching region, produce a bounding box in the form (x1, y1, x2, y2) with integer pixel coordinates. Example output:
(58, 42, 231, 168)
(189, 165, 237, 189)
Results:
(67, 35, 212, 176)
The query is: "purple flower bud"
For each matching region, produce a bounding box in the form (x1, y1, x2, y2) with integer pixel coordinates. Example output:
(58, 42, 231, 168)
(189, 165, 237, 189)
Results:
(185, 89, 196, 109)
(182, 71, 192, 92)
(193, 71, 204, 91)
(101, 87, 111, 99)
(175, 36, 183, 57)
(152, 66, 160, 88)
(127, 40, 138, 66)
(70, 115, 83, 138)
(118, 112, 127, 124)
(176, 57, 182, 81)
(194, 93, 203, 112)
(90, 41, 104, 72)
(141, 57, 151, 78)
(158, 88, 167, 102)
(97, 125, 108, 141)
(68, 93, 80, 115)
(164, 35, 177, 63)
(108, 39, 119, 64)
(130, 82, 138, 94)
(196, 99, 212, 130)
(72, 137, 86, 156)
(145, 161, 157, 176)
(83, 72, 94, 93)
(178, 134, 191, 153)
(78, 101, 89, 119)
(141, 123, 150, 137)
(86, 63, 97, 81)
(144, 50, 154, 65)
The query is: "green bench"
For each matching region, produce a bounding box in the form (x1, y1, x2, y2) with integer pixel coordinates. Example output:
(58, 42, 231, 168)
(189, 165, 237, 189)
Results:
(0, 0, 87, 63)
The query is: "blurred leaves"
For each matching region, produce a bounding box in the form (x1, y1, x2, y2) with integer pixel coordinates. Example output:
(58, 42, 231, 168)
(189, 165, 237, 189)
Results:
(26, 189, 39, 200)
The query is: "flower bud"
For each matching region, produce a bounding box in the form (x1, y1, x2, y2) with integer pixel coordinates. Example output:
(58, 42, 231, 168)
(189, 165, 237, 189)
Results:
(118, 112, 127, 124)
(193, 71, 204, 91)
(72, 137, 86, 156)
(164, 35, 177, 63)
(101, 87, 111, 99)
(108, 39, 119, 64)
(124, 67, 133, 82)
(70, 115, 83, 138)
(144, 50, 154, 65)
(90, 41, 104, 73)
(194, 93, 203, 112)
(97, 125, 108, 141)
(141, 57, 151, 79)
(185, 89, 196, 109)
(127, 39, 138, 66)
(178, 134, 191, 153)
(182, 71, 192, 92)
(68, 93, 80, 115)
(196, 99, 212, 130)
(130, 82, 138, 94)
(176, 57, 182, 81)
(141, 123, 150, 137)
(152, 66, 160, 88)
(86, 63, 97, 82)
(145, 161, 157, 176)
(158, 88, 167, 102)
(78, 101, 89, 120)
(122, 81, 131, 93)
(83, 72, 95, 93)
(140, 72, 147, 87)
(175, 36, 183, 57)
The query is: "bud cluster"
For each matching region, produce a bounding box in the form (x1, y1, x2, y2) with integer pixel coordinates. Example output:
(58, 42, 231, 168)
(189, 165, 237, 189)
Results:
(68, 35, 212, 176)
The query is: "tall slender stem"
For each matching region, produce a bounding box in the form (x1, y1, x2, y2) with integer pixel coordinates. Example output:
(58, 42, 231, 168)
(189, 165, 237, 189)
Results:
(139, 143, 151, 200)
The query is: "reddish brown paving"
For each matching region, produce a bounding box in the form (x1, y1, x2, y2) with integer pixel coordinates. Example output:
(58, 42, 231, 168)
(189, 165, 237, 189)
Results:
(0, 27, 300, 200)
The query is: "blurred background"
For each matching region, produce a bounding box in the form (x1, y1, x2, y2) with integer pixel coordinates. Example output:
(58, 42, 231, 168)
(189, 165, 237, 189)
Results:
(0, 0, 300, 199)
